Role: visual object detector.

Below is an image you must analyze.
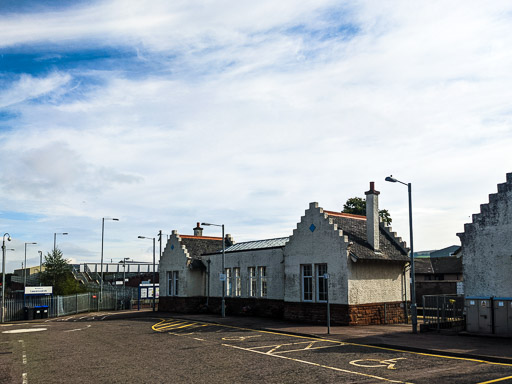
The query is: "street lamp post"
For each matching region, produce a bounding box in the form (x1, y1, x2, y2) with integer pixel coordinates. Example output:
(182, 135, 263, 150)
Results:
(1, 233, 12, 323)
(201, 223, 225, 318)
(24, 242, 37, 289)
(38, 251, 43, 286)
(385, 175, 418, 334)
(122, 257, 130, 294)
(138, 236, 156, 312)
(53, 232, 68, 252)
(100, 218, 119, 303)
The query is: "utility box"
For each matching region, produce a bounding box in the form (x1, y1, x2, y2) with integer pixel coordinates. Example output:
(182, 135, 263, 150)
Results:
(465, 297, 492, 334)
(493, 298, 512, 336)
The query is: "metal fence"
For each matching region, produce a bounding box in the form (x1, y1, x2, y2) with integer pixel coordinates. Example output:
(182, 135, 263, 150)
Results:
(422, 294, 465, 332)
(1, 288, 140, 322)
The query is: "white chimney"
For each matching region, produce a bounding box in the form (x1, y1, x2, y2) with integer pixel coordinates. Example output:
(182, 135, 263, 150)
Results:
(365, 181, 380, 251)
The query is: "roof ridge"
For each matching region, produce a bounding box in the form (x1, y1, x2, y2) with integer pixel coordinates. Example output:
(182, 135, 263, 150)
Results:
(324, 210, 366, 220)
(180, 235, 223, 240)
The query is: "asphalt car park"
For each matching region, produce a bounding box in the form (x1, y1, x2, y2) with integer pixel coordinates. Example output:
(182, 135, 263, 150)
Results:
(1, 313, 511, 383)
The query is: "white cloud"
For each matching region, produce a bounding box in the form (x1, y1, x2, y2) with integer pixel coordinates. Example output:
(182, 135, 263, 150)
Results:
(1, 1, 512, 272)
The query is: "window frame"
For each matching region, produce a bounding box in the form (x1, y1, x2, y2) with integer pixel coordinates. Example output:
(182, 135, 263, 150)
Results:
(316, 264, 328, 302)
(301, 264, 313, 302)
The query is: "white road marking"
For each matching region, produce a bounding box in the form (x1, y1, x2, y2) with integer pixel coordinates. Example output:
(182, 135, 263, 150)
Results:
(64, 325, 92, 333)
(22, 372, 28, 384)
(223, 344, 410, 384)
(2, 328, 47, 334)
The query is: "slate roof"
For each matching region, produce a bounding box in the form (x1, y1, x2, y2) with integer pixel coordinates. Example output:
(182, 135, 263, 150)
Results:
(179, 235, 223, 259)
(415, 256, 462, 275)
(324, 211, 409, 262)
(224, 237, 289, 253)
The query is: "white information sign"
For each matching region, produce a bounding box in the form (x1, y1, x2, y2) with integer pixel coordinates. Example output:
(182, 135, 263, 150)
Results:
(219, 273, 226, 282)
(141, 289, 148, 299)
(25, 286, 53, 295)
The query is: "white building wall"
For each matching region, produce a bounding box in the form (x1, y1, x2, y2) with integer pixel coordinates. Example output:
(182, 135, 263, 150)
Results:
(459, 174, 512, 297)
(347, 262, 407, 305)
(202, 248, 284, 300)
(284, 202, 350, 305)
(159, 232, 204, 297)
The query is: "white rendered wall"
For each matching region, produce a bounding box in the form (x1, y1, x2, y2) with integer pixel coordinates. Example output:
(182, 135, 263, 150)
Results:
(202, 247, 284, 300)
(158, 232, 204, 297)
(347, 262, 407, 305)
(284, 202, 350, 305)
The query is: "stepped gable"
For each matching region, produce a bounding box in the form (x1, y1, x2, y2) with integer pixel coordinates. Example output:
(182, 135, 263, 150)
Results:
(324, 210, 409, 262)
(459, 172, 512, 238)
(178, 235, 223, 259)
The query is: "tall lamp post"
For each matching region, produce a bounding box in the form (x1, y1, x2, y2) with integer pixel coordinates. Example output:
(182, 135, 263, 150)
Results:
(24, 242, 37, 289)
(100, 218, 119, 303)
(38, 251, 43, 286)
(1, 233, 12, 324)
(201, 223, 225, 318)
(122, 257, 130, 293)
(385, 175, 418, 334)
(138, 236, 156, 312)
(53, 232, 68, 252)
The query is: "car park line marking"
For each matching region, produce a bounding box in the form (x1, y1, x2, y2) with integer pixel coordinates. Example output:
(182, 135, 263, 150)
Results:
(477, 376, 512, 384)
(3, 328, 47, 334)
(22, 372, 28, 384)
(243, 341, 338, 355)
(222, 335, 261, 341)
(350, 358, 406, 370)
(18, 340, 27, 365)
(153, 319, 512, 368)
(223, 344, 411, 384)
(64, 325, 92, 333)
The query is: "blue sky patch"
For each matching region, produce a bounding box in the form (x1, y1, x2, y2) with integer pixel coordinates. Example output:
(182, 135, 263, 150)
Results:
(0, 211, 43, 222)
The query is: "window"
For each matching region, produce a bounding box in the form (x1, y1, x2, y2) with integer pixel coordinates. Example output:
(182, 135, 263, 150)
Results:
(248, 267, 257, 297)
(173, 271, 179, 296)
(259, 266, 267, 298)
(168, 271, 179, 296)
(225, 268, 232, 296)
(234, 267, 241, 297)
(316, 264, 328, 302)
(301, 264, 313, 301)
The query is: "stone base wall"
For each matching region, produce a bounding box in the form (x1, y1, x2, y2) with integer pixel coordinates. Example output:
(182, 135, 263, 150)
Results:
(348, 301, 406, 325)
(159, 296, 406, 325)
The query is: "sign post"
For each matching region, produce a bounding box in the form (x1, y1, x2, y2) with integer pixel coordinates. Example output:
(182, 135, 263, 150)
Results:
(324, 273, 330, 334)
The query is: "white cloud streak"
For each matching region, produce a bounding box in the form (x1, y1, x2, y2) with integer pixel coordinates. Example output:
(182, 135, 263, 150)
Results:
(1, 1, 512, 271)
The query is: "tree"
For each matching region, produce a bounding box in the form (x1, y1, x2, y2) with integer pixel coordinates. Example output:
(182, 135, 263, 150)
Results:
(342, 197, 392, 225)
(40, 248, 85, 295)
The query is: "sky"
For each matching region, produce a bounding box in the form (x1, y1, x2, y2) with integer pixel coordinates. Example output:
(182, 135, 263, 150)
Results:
(1, 1, 512, 273)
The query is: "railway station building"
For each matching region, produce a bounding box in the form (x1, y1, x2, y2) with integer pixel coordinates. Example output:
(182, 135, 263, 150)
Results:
(159, 182, 410, 325)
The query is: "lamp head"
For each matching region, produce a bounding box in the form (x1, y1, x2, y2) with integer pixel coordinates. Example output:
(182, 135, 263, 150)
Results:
(7, 236, 11, 242)
(138, 236, 145, 239)
(201, 222, 211, 226)
(385, 175, 397, 183)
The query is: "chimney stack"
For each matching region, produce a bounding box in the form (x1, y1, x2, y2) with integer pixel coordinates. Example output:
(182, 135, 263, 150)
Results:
(193, 222, 203, 237)
(365, 182, 380, 250)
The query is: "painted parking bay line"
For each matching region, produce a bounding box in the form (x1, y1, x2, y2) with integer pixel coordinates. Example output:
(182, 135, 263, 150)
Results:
(2, 328, 47, 334)
(223, 343, 411, 384)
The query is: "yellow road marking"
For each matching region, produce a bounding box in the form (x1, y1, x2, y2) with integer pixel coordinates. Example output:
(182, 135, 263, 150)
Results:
(478, 376, 512, 384)
(223, 343, 412, 384)
(152, 318, 512, 367)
